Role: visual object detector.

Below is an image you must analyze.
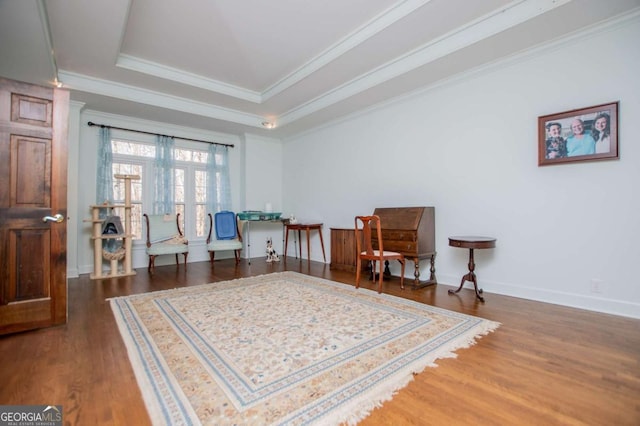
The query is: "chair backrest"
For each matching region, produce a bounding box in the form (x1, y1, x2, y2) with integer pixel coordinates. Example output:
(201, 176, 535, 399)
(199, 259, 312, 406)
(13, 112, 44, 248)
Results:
(207, 212, 242, 244)
(355, 215, 384, 256)
(215, 211, 237, 240)
(144, 213, 183, 246)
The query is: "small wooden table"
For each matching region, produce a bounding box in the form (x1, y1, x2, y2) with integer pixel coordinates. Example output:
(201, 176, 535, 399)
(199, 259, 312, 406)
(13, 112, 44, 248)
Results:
(448, 236, 496, 302)
(284, 223, 326, 262)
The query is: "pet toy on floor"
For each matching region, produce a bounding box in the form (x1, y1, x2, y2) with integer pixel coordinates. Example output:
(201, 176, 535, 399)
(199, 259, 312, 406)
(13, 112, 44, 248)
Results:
(266, 237, 280, 263)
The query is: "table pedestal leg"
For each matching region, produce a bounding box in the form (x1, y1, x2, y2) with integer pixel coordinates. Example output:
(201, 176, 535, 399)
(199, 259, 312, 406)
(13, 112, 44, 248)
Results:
(448, 248, 485, 302)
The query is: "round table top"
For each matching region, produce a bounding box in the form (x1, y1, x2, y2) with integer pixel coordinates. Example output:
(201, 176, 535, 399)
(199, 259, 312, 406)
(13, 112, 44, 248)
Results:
(449, 236, 496, 249)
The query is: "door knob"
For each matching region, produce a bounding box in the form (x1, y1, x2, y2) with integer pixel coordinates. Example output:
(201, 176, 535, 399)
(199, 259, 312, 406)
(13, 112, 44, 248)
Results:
(42, 213, 65, 223)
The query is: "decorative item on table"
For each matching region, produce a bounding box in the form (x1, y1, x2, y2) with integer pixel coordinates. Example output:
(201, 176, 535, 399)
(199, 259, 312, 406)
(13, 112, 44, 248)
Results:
(238, 210, 282, 221)
(260, 212, 281, 220)
(288, 214, 297, 224)
(266, 237, 280, 263)
(238, 210, 262, 220)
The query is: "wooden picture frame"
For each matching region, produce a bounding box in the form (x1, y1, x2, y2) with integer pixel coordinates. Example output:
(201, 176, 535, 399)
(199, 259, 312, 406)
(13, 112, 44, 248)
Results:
(538, 102, 618, 166)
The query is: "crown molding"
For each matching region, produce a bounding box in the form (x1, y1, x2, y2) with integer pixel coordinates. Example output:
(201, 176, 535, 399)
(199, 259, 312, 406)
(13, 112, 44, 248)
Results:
(276, 0, 572, 126)
(284, 4, 640, 141)
(36, 0, 58, 85)
(116, 54, 262, 103)
(60, 0, 575, 130)
(261, 0, 435, 101)
(58, 70, 266, 128)
(113, 0, 434, 104)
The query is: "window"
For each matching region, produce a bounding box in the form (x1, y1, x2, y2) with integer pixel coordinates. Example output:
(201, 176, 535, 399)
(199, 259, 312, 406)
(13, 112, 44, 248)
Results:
(194, 170, 207, 237)
(111, 139, 212, 242)
(111, 162, 144, 239)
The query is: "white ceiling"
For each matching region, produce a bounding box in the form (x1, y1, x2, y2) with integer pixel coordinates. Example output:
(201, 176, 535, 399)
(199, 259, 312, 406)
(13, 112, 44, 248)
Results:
(1, 0, 639, 139)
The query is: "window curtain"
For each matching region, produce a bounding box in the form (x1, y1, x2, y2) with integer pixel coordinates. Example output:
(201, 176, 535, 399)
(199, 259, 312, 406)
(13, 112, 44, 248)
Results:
(96, 126, 113, 206)
(153, 135, 175, 214)
(96, 126, 117, 251)
(207, 144, 231, 213)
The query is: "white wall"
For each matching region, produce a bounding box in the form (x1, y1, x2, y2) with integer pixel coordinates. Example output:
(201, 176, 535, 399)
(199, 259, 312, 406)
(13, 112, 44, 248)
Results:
(282, 15, 640, 318)
(240, 134, 285, 257)
(66, 100, 84, 278)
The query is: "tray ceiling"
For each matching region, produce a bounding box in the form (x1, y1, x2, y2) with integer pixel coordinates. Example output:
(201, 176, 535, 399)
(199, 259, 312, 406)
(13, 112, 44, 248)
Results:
(1, 0, 638, 138)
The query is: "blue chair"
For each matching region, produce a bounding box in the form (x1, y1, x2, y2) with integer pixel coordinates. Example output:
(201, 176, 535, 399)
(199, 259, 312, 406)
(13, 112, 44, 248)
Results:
(207, 212, 243, 264)
(143, 213, 189, 273)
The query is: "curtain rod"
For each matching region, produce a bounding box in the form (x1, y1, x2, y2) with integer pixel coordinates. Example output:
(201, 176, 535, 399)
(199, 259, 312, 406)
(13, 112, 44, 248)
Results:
(87, 121, 234, 148)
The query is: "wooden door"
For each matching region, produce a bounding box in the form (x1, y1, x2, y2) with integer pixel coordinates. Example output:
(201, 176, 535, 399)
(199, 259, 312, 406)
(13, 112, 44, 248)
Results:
(0, 77, 69, 334)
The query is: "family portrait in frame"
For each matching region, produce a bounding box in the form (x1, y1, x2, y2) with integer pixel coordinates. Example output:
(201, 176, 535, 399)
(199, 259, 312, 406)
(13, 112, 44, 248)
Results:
(538, 101, 618, 166)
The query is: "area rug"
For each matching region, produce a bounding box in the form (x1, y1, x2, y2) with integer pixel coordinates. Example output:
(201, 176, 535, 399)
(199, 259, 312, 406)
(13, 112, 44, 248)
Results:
(109, 272, 499, 425)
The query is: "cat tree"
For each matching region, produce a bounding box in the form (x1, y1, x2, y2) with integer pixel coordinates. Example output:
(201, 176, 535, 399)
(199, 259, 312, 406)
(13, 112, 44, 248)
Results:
(87, 174, 139, 279)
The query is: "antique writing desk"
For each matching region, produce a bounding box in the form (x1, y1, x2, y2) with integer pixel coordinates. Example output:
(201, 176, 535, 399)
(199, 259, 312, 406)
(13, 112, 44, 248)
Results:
(372, 207, 437, 289)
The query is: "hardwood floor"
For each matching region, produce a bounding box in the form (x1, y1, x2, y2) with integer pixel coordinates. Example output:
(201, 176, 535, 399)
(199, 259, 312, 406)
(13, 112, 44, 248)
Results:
(1, 258, 639, 425)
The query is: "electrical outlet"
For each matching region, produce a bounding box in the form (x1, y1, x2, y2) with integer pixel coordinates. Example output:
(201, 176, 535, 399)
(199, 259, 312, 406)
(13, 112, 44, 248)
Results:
(590, 278, 604, 294)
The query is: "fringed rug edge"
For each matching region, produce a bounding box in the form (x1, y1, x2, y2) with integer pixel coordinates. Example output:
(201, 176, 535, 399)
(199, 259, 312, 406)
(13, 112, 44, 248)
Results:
(322, 319, 501, 426)
(109, 298, 202, 426)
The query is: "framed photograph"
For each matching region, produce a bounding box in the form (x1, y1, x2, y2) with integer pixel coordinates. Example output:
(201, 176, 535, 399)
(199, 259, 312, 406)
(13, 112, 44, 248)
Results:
(538, 101, 618, 166)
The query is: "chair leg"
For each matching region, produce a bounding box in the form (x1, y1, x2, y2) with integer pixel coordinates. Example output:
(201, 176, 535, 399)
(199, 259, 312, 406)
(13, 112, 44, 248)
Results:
(234, 250, 240, 265)
(377, 261, 384, 293)
(209, 251, 214, 263)
(399, 259, 405, 290)
(183, 252, 188, 267)
(148, 255, 155, 273)
(355, 258, 361, 289)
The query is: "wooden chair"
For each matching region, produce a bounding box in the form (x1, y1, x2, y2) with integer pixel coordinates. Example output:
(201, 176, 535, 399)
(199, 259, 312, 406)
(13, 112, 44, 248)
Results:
(143, 213, 189, 273)
(206, 212, 243, 265)
(355, 215, 405, 293)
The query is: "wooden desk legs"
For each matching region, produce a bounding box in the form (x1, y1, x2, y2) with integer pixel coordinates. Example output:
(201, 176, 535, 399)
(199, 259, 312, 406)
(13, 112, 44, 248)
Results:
(317, 228, 326, 262)
(411, 254, 437, 289)
(448, 248, 485, 302)
(301, 227, 326, 262)
(382, 254, 437, 289)
(286, 226, 326, 263)
(284, 228, 296, 261)
(284, 228, 298, 260)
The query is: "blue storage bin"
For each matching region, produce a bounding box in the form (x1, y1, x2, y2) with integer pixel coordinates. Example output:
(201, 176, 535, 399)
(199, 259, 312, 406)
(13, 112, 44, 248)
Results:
(215, 211, 237, 240)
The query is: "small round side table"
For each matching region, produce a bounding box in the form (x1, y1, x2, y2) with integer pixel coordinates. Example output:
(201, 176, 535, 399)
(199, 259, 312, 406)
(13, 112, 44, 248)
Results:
(448, 236, 496, 302)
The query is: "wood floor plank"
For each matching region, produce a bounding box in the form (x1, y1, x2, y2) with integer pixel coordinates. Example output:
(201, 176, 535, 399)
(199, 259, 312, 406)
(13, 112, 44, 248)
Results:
(1, 258, 638, 425)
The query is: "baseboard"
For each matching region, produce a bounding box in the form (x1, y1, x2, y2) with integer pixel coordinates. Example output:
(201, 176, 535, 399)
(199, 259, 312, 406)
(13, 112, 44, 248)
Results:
(437, 273, 640, 320)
